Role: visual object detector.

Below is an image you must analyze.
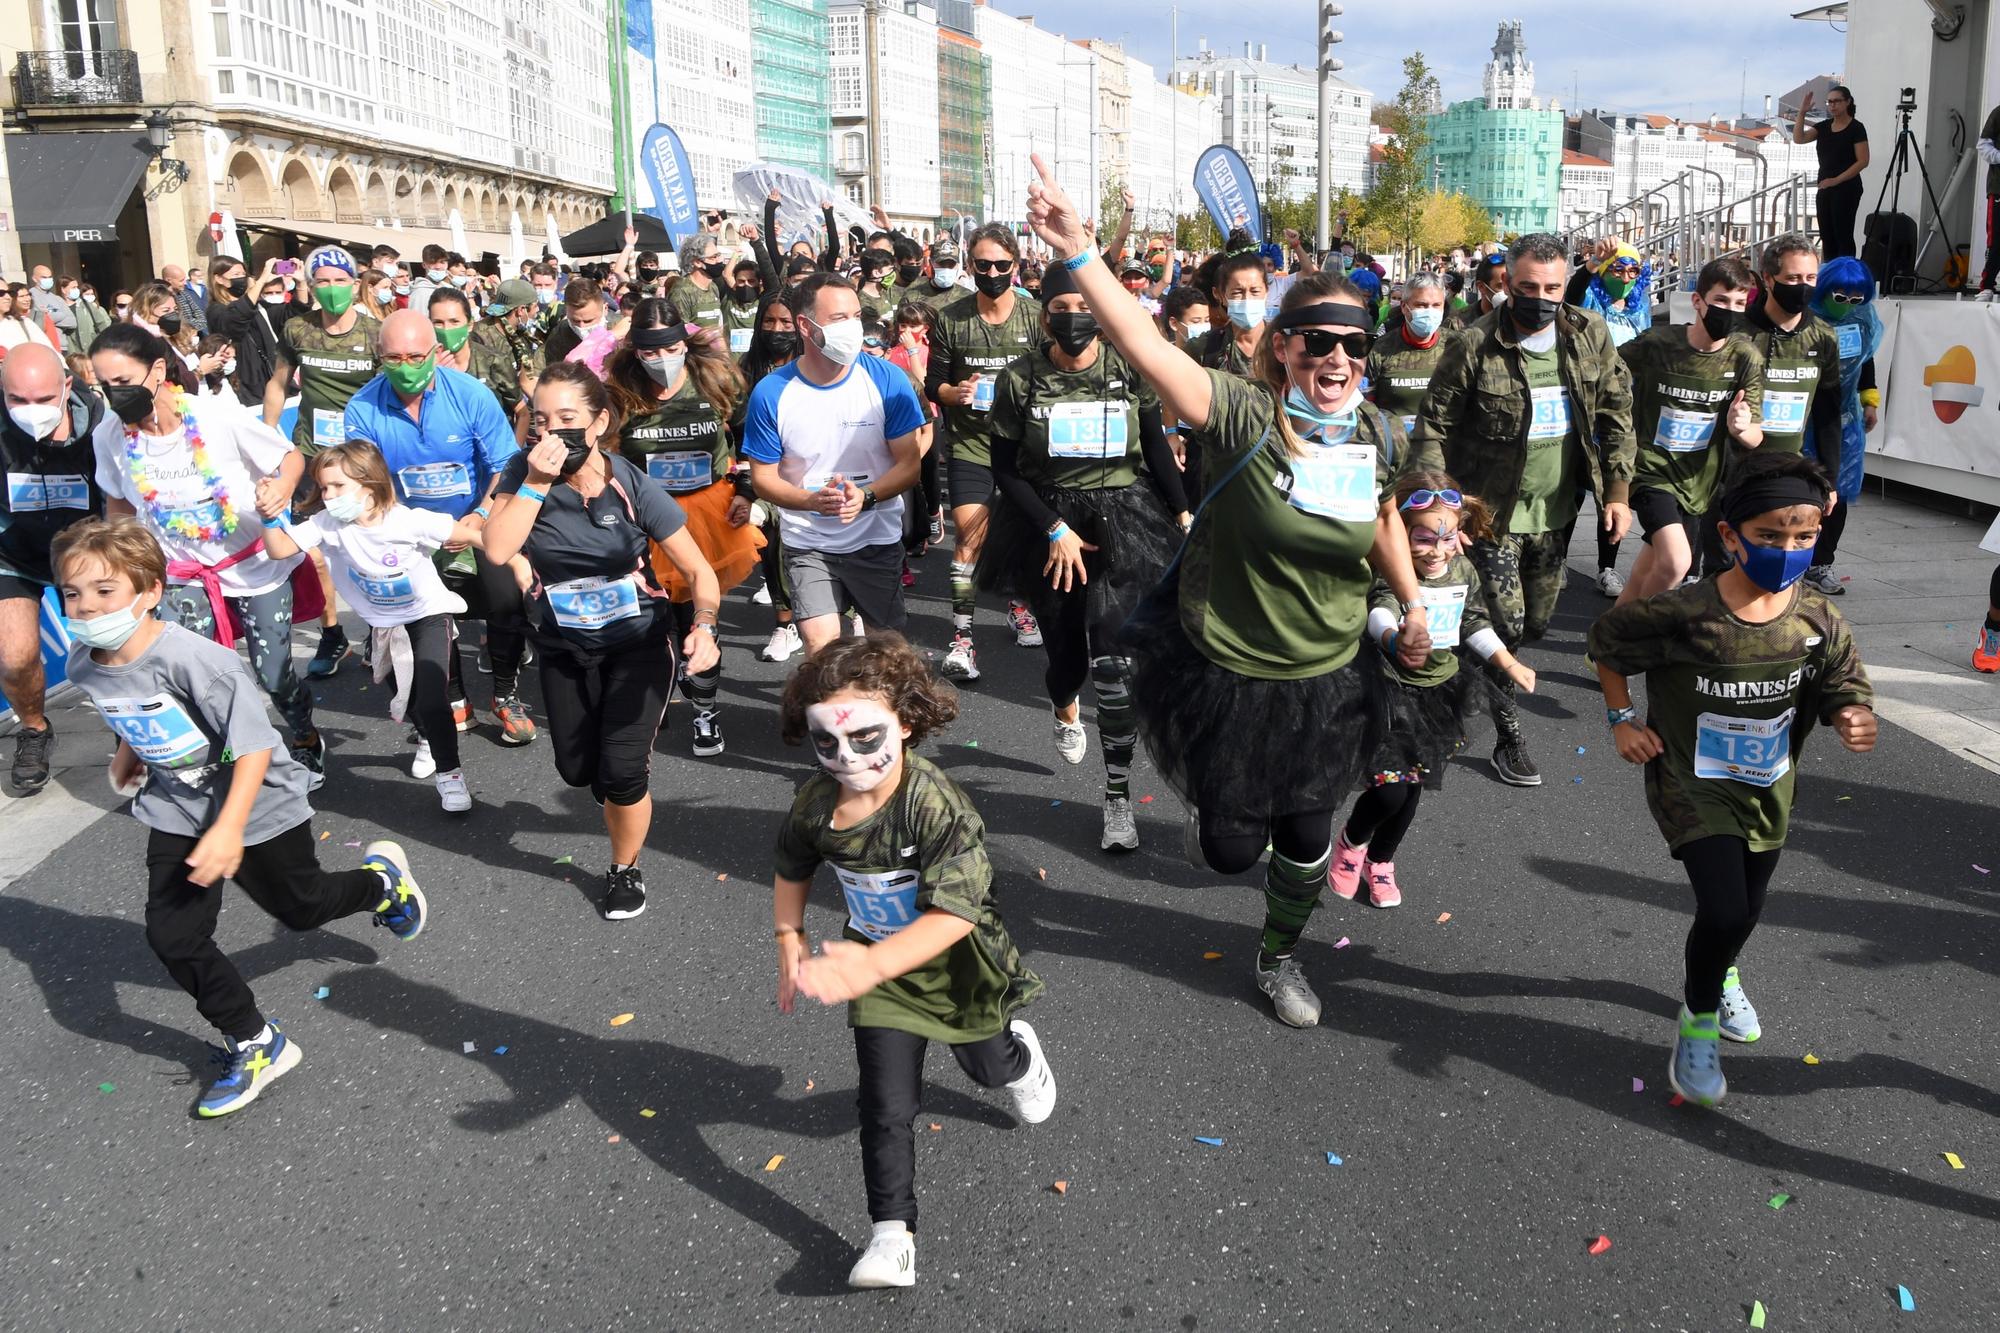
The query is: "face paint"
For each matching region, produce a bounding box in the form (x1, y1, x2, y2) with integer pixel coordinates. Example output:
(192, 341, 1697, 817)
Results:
(804, 698, 903, 792)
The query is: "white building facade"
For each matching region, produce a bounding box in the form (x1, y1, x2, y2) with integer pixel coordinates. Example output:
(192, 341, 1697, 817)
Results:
(636, 0, 756, 210)
(829, 0, 941, 229)
(975, 4, 1096, 228)
(1175, 41, 1372, 205)
(1558, 148, 1616, 236)
(1573, 111, 1822, 226)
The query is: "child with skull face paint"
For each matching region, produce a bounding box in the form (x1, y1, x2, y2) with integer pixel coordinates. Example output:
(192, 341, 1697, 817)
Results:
(772, 634, 1054, 1291)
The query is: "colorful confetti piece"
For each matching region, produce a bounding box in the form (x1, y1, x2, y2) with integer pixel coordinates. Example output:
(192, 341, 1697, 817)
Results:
(1050, 800, 1062, 807)
(1975, 865, 1991, 875)
(964, 740, 980, 749)
(1051, 1180, 1069, 1195)
(608, 1135, 620, 1144)
(462, 1041, 477, 1054)
(609, 1013, 635, 1027)
(1669, 1093, 1687, 1107)
(1835, 795, 1853, 803)
(554, 854, 574, 866)
(319, 831, 330, 841)
(1588, 1235, 1612, 1256)
(343, 840, 362, 848)
(1194, 1136, 1224, 1147)
(97, 1082, 115, 1094)
(805, 1079, 814, 1091)
(716, 873, 728, 882)
(1767, 1193, 1790, 1210)
(314, 986, 330, 1000)
(493, 1046, 508, 1055)
(1632, 1077, 1644, 1093)
(1943, 1152, 1964, 1170)
(1325, 1152, 1343, 1166)
(1897, 1285, 1915, 1312)
(928, 1123, 941, 1132)
(1803, 1053, 1820, 1065)
(641, 1109, 657, 1118)
(1037, 867, 1047, 880)
(1750, 1300, 1767, 1328)
(1202, 951, 1223, 960)
(1138, 794, 1155, 803)
(1333, 936, 1351, 949)
(1575, 745, 1587, 754)
(1436, 912, 1452, 924)
(763, 1155, 785, 1172)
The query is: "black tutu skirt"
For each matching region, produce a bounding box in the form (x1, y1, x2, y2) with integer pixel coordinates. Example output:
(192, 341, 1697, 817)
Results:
(1366, 653, 1500, 791)
(1124, 612, 1390, 822)
(976, 483, 1182, 637)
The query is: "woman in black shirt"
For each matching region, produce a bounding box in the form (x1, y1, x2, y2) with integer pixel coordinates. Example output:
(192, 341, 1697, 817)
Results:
(1796, 85, 1870, 260)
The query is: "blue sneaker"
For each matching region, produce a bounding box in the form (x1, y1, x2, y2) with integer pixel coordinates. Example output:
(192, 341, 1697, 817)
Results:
(365, 840, 427, 941)
(1669, 1007, 1727, 1107)
(197, 1022, 302, 1118)
(1718, 966, 1762, 1043)
(306, 626, 350, 679)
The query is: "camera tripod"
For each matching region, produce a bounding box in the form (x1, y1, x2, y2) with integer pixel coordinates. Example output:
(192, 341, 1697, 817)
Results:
(1868, 98, 1954, 294)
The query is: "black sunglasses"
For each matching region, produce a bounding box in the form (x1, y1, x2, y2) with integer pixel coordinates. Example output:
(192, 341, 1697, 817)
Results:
(971, 259, 1015, 275)
(1289, 328, 1372, 359)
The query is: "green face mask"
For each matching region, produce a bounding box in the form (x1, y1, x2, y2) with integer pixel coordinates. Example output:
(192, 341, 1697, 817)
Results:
(436, 324, 472, 353)
(1600, 274, 1635, 300)
(315, 282, 356, 317)
(385, 352, 437, 397)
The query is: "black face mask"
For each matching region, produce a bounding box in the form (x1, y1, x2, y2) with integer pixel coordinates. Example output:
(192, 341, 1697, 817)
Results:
(863, 265, 890, 286)
(1047, 311, 1100, 357)
(1509, 296, 1559, 334)
(1700, 303, 1745, 342)
(898, 263, 922, 286)
(548, 426, 594, 476)
(731, 283, 759, 304)
(637, 268, 659, 284)
(760, 329, 801, 360)
(1770, 282, 1811, 314)
(227, 277, 249, 297)
(700, 261, 727, 281)
(159, 314, 183, 336)
(974, 270, 1012, 299)
(104, 382, 155, 426)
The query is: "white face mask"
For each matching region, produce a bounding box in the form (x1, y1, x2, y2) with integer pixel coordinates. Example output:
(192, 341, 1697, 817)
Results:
(805, 699, 903, 792)
(323, 493, 369, 524)
(9, 401, 64, 440)
(1181, 321, 1210, 343)
(65, 593, 146, 651)
(810, 315, 864, 366)
(932, 267, 960, 289)
(221, 358, 238, 378)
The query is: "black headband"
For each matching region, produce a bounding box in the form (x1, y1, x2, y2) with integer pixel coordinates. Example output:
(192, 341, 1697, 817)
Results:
(630, 322, 689, 349)
(1272, 302, 1373, 333)
(1722, 474, 1826, 526)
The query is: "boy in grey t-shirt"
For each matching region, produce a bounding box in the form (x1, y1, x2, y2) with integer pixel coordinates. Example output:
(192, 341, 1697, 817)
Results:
(53, 517, 434, 1120)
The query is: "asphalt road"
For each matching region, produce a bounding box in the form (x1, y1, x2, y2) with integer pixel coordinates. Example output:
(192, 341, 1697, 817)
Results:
(1, 556, 1996, 1332)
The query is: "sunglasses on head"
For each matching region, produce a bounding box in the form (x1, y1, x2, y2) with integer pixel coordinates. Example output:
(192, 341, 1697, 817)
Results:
(971, 259, 1015, 275)
(1400, 488, 1463, 512)
(1289, 328, 1372, 359)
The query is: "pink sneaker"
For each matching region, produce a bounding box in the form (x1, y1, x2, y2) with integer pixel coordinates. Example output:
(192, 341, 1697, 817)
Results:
(1365, 860, 1402, 909)
(1328, 831, 1367, 900)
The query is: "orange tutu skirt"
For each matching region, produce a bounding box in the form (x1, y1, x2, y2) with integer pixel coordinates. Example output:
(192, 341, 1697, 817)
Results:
(653, 478, 765, 601)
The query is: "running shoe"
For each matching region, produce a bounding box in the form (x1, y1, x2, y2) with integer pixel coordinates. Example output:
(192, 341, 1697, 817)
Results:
(451, 698, 472, 733)
(848, 611, 866, 638)
(493, 695, 537, 746)
(306, 626, 350, 679)
(940, 631, 979, 681)
(602, 864, 647, 921)
(1328, 829, 1367, 900)
(900, 561, 916, 589)
(751, 581, 773, 606)
(1718, 965, 1762, 1043)
(475, 635, 493, 674)
(1003, 1019, 1058, 1123)
(1008, 601, 1043, 647)
(1595, 566, 1625, 597)
(196, 1022, 301, 1119)
(1255, 956, 1322, 1029)
(692, 710, 725, 757)
(847, 1224, 917, 1290)
(1668, 1007, 1726, 1106)
(927, 509, 945, 547)
(1492, 738, 1542, 787)
(1100, 794, 1139, 852)
(365, 840, 426, 940)
(291, 731, 327, 793)
(1973, 624, 2000, 674)
(9, 722, 53, 794)
(1802, 564, 1844, 595)
(411, 737, 438, 780)
(1052, 710, 1087, 765)
(1364, 860, 1403, 909)
(1183, 806, 1206, 869)
(758, 623, 802, 663)
(435, 769, 471, 814)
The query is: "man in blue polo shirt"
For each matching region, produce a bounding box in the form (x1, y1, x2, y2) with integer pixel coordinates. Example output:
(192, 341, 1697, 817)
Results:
(344, 309, 535, 745)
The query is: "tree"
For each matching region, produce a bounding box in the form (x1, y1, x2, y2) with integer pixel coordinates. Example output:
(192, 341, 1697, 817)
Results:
(1369, 51, 1443, 265)
(1417, 191, 1498, 254)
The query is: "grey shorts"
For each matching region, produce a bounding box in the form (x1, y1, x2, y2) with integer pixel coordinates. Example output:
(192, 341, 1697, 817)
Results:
(783, 541, 907, 630)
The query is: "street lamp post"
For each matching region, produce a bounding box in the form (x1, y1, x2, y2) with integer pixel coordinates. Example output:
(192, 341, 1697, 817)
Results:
(1317, 3, 1344, 252)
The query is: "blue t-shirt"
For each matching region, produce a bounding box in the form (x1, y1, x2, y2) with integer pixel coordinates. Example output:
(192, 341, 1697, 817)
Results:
(344, 365, 519, 518)
(741, 355, 925, 554)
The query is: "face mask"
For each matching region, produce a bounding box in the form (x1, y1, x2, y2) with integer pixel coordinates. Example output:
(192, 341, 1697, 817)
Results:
(898, 263, 922, 286)
(1771, 282, 1811, 314)
(932, 267, 960, 289)
(1601, 274, 1636, 300)
(805, 698, 903, 792)
(761, 329, 801, 360)
(642, 350, 686, 385)
(426, 268, 448, 283)
(696, 260, 725, 282)
(1047, 311, 1100, 357)
(637, 268, 659, 284)
(568, 318, 599, 337)
(1510, 295, 1559, 334)
(373, 285, 395, 306)
(36, 277, 54, 292)
(315, 283, 355, 317)
(1148, 264, 1165, 281)
(384, 352, 436, 397)
(159, 314, 183, 336)
(1813, 296, 1863, 324)
(263, 293, 288, 306)
(9, 401, 63, 440)
(221, 358, 237, 378)
(1729, 525, 1814, 593)
(973, 270, 1012, 298)
(1406, 307, 1444, 339)
(65, 593, 146, 652)
(1181, 320, 1210, 344)
(1284, 384, 1357, 438)
(1698, 302, 1744, 342)
(549, 426, 594, 476)
(731, 283, 760, 305)
(435, 325, 472, 354)
(807, 316, 863, 366)
(535, 287, 557, 306)
(62, 287, 79, 302)
(323, 493, 369, 524)
(1226, 297, 1262, 330)
(105, 382, 156, 426)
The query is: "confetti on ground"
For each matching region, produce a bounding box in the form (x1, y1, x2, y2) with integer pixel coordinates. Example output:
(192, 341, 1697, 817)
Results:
(805, 1079, 814, 1090)
(343, 840, 362, 848)
(462, 1041, 477, 1054)
(554, 854, 574, 866)
(1436, 912, 1452, 924)
(1050, 800, 1062, 807)
(1943, 1152, 1965, 1170)
(98, 1082, 115, 1094)
(609, 1013, 635, 1027)
(1333, 937, 1350, 949)
(607, 1135, 620, 1144)
(1194, 1136, 1225, 1147)
(1975, 865, 1991, 875)
(1669, 1093, 1687, 1107)
(928, 1123, 941, 1132)
(1750, 1299, 1767, 1328)
(1325, 1152, 1343, 1166)
(763, 1155, 785, 1172)
(1571, 776, 1584, 784)
(1803, 1053, 1820, 1065)
(1138, 794, 1155, 803)
(716, 873, 728, 882)
(1897, 1285, 1916, 1312)
(1767, 1193, 1790, 1210)
(1835, 795, 1853, 802)
(1588, 1235, 1612, 1256)
(1202, 951, 1223, 961)
(1632, 1077, 1644, 1093)
(1575, 745, 1587, 754)
(964, 740, 980, 748)
(493, 1046, 508, 1055)
(640, 1108, 656, 1118)
(1051, 1180, 1068, 1195)
(313, 986, 330, 1000)
(319, 831, 330, 841)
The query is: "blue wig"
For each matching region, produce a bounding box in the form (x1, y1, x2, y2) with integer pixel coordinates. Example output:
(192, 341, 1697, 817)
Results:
(1347, 268, 1382, 303)
(1814, 256, 1875, 303)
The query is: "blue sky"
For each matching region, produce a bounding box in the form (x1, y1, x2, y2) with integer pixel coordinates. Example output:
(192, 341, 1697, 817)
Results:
(1048, 0, 1847, 123)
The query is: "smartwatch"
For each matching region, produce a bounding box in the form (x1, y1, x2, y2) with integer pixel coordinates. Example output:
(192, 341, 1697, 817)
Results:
(859, 487, 878, 512)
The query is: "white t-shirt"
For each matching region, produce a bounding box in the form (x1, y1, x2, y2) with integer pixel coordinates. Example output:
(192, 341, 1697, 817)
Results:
(94, 401, 303, 599)
(284, 505, 467, 628)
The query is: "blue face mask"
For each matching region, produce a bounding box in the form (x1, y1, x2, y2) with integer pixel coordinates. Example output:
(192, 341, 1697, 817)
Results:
(1407, 307, 1444, 339)
(1729, 525, 1814, 593)
(1284, 385, 1356, 441)
(65, 593, 147, 651)
(1226, 297, 1263, 330)
(323, 493, 369, 524)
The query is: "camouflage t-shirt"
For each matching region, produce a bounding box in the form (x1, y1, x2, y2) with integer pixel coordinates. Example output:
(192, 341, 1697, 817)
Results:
(1366, 327, 1448, 436)
(990, 342, 1159, 492)
(930, 291, 1042, 469)
(1622, 326, 1764, 515)
(280, 312, 379, 453)
(1366, 552, 1493, 689)
(615, 374, 732, 496)
(1187, 328, 1257, 381)
(772, 755, 1043, 1042)
(667, 279, 724, 334)
(1587, 579, 1872, 852)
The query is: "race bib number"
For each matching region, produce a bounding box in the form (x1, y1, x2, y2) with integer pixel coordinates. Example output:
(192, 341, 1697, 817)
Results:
(645, 451, 714, 493)
(312, 408, 345, 453)
(970, 376, 995, 413)
(398, 462, 473, 501)
(1287, 444, 1377, 523)
(1761, 391, 1809, 433)
(346, 566, 415, 610)
(98, 693, 206, 767)
(1420, 584, 1468, 649)
(545, 574, 642, 631)
(6, 472, 89, 512)
(1835, 323, 1863, 360)
(1046, 401, 1129, 459)
(834, 866, 920, 943)
(1652, 406, 1718, 454)
(1694, 709, 1793, 787)
(729, 326, 753, 355)
(1527, 385, 1571, 441)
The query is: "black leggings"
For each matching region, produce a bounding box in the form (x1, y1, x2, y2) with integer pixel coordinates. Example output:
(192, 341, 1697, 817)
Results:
(1990, 562, 2000, 615)
(1819, 183, 1862, 261)
(854, 1023, 1029, 1227)
(1201, 807, 1337, 876)
(1344, 784, 1422, 861)
(1811, 498, 1849, 567)
(757, 513, 792, 616)
(538, 630, 674, 806)
(1677, 834, 1782, 1013)
(404, 613, 459, 772)
(903, 448, 942, 550)
(669, 602, 720, 717)
(444, 549, 528, 698)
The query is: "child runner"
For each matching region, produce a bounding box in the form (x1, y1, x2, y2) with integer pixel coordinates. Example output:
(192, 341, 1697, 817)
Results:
(1333, 473, 1536, 909)
(1589, 452, 1875, 1106)
(53, 516, 426, 1118)
(772, 634, 1055, 1290)
(262, 440, 479, 812)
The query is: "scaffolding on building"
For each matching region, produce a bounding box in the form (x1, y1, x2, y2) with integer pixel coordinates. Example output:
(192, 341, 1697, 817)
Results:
(751, 0, 832, 183)
(937, 28, 988, 224)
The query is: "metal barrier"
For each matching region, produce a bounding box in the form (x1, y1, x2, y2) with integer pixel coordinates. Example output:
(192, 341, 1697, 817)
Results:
(1564, 170, 1819, 295)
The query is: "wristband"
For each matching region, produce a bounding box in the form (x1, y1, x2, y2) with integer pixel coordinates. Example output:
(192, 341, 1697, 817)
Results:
(1047, 521, 1070, 543)
(1060, 248, 1097, 272)
(1607, 706, 1639, 729)
(516, 485, 548, 504)
(774, 924, 804, 938)
(274, 508, 294, 530)
(473, 505, 490, 519)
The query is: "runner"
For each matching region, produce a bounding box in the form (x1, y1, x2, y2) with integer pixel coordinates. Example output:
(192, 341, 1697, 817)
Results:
(470, 277, 548, 419)
(1590, 451, 1876, 1106)
(1366, 273, 1450, 439)
(1187, 249, 1267, 381)
(1742, 233, 1843, 595)
(1807, 257, 1883, 595)
(1023, 154, 1433, 1028)
(737, 294, 807, 663)
(887, 301, 944, 561)
(668, 234, 730, 336)
(925, 224, 1046, 680)
(908, 237, 967, 308)
(430, 287, 526, 424)
(772, 633, 1055, 1291)
(481, 361, 721, 922)
(1576, 243, 1652, 348)
(975, 258, 1190, 852)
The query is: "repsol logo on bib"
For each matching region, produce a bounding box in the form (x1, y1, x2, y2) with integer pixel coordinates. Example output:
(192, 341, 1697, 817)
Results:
(1695, 669, 1803, 700)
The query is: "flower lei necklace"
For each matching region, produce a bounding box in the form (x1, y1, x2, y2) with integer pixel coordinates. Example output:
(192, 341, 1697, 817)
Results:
(123, 389, 239, 541)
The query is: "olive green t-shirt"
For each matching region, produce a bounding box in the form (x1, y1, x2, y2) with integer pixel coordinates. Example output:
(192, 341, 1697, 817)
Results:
(1367, 327, 1448, 436)
(1747, 313, 1840, 454)
(281, 312, 379, 453)
(931, 291, 1042, 468)
(1367, 553, 1493, 689)
(667, 278, 724, 334)
(990, 343, 1158, 492)
(1187, 328, 1257, 381)
(1178, 371, 1396, 681)
(1587, 579, 1872, 852)
(771, 755, 1044, 1042)
(1622, 326, 1765, 515)
(615, 373, 731, 496)
(1508, 345, 1582, 535)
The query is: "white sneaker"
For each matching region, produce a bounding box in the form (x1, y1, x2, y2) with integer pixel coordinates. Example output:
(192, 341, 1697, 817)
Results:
(757, 623, 802, 663)
(1004, 1018, 1058, 1124)
(1255, 956, 1322, 1029)
(848, 611, 866, 638)
(752, 581, 773, 606)
(1052, 710, 1088, 764)
(847, 1223, 916, 1289)
(1008, 601, 1043, 647)
(1100, 794, 1139, 852)
(940, 631, 979, 681)
(410, 737, 437, 780)
(435, 769, 471, 814)
(1595, 566, 1625, 597)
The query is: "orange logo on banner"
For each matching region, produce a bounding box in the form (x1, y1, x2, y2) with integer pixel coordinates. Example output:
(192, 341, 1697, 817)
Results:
(1922, 345, 1983, 423)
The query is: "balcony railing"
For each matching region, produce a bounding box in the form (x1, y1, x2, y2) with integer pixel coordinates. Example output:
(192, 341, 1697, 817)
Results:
(13, 48, 142, 107)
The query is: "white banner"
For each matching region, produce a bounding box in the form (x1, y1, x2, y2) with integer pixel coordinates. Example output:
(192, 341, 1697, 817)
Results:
(1875, 298, 2000, 478)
